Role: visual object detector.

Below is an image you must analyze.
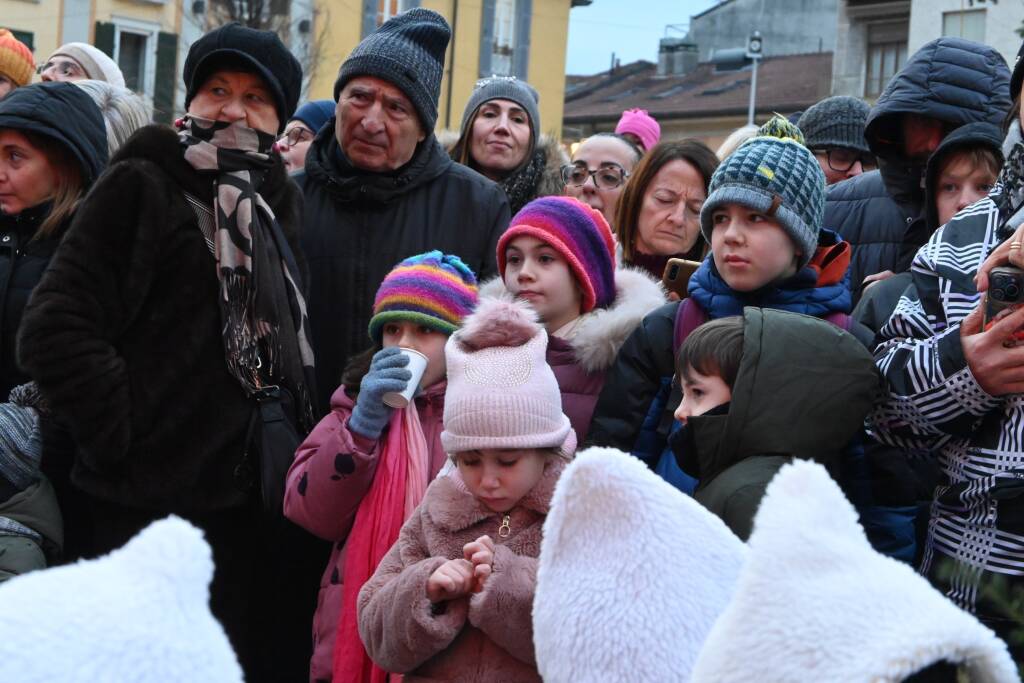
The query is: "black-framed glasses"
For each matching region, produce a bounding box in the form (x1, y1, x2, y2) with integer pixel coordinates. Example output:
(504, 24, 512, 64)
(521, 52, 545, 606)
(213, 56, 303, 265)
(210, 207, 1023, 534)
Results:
(813, 148, 877, 173)
(278, 126, 314, 147)
(561, 162, 629, 190)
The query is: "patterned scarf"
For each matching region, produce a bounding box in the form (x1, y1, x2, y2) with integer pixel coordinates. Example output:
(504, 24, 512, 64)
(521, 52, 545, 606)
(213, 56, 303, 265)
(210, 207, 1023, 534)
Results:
(500, 147, 546, 214)
(995, 119, 1024, 240)
(179, 116, 315, 429)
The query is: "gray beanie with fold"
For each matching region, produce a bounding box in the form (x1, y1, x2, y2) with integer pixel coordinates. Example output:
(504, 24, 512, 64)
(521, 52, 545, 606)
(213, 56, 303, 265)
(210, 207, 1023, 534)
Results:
(460, 76, 541, 147)
(797, 96, 871, 154)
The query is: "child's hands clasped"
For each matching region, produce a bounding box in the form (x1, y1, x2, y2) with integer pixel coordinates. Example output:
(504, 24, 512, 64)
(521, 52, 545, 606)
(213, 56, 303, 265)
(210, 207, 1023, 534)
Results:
(463, 535, 495, 592)
(426, 535, 496, 603)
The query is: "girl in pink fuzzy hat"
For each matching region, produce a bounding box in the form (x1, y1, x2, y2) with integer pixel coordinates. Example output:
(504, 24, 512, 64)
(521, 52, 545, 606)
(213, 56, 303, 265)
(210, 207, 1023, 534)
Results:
(357, 296, 575, 683)
(615, 108, 661, 153)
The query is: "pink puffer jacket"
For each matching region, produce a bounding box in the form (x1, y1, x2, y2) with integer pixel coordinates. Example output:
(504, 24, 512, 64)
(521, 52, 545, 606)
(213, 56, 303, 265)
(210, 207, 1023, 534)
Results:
(283, 381, 449, 682)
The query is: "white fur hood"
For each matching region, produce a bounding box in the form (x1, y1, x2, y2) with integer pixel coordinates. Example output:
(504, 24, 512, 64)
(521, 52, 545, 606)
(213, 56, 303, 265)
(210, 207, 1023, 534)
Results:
(478, 266, 666, 373)
(692, 461, 1019, 682)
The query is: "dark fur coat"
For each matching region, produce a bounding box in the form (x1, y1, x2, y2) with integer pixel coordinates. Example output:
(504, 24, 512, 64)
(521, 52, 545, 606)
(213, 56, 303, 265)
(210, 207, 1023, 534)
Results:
(17, 124, 305, 512)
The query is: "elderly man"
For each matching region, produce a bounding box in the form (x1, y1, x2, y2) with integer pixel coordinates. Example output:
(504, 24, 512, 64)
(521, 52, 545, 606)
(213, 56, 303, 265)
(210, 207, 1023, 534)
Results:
(298, 8, 510, 409)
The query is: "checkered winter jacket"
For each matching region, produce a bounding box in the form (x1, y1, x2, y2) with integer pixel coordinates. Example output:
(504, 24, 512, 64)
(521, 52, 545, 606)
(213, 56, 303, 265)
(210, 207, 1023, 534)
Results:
(868, 182, 1024, 622)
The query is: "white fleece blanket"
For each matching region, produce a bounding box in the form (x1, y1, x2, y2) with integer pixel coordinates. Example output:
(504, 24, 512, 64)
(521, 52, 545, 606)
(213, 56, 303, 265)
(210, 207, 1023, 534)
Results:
(691, 460, 1019, 682)
(0, 516, 243, 682)
(534, 446, 747, 682)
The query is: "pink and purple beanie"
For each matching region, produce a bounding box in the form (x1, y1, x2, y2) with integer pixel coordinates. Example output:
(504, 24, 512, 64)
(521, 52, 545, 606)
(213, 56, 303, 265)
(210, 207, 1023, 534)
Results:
(368, 251, 479, 342)
(497, 196, 617, 314)
(615, 108, 661, 152)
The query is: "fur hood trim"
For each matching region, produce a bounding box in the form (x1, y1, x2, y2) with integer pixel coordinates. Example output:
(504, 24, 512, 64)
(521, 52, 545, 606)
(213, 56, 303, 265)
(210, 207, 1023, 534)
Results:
(440, 131, 568, 194)
(478, 267, 665, 372)
(425, 457, 566, 533)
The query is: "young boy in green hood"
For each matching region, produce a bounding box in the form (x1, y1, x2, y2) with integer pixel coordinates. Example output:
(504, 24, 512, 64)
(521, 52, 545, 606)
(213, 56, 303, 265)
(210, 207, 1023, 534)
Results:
(670, 309, 880, 539)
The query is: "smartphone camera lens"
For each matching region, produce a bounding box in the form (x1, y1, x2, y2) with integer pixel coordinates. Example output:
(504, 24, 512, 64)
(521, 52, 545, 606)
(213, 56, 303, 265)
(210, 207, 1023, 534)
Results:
(1007, 284, 1021, 299)
(668, 265, 679, 280)
(994, 289, 1007, 301)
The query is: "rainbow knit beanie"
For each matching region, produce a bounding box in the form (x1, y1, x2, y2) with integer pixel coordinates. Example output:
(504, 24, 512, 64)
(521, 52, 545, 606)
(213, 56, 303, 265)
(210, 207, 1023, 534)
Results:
(368, 251, 479, 342)
(0, 30, 34, 88)
(497, 196, 617, 313)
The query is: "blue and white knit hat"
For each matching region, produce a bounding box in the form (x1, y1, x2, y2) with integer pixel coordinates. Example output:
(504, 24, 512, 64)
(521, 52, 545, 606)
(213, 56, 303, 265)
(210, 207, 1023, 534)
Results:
(699, 115, 825, 269)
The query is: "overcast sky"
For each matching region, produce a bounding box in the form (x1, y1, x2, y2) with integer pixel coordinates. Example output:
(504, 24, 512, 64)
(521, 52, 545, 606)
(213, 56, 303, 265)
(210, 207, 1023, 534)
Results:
(566, 0, 719, 76)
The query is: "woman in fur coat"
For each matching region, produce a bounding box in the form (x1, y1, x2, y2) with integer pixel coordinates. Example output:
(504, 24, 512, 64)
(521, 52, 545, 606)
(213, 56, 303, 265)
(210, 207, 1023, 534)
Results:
(449, 76, 567, 214)
(488, 196, 666, 442)
(16, 24, 320, 682)
(358, 296, 576, 683)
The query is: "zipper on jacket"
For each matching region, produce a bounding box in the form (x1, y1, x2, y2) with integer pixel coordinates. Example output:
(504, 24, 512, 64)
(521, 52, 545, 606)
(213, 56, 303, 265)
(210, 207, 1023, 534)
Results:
(498, 515, 511, 538)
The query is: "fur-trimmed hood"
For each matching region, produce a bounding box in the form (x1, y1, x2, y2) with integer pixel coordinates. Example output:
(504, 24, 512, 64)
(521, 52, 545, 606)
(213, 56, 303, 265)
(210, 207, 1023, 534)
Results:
(479, 266, 666, 373)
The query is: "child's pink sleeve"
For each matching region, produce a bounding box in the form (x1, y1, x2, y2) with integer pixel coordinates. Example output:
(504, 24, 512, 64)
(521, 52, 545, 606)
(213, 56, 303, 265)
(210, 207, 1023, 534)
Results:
(468, 545, 539, 665)
(283, 385, 382, 541)
(357, 512, 468, 673)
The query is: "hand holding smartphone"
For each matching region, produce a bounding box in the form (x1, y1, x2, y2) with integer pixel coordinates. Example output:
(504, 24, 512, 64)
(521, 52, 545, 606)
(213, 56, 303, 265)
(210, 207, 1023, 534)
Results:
(662, 258, 702, 300)
(983, 266, 1024, 341)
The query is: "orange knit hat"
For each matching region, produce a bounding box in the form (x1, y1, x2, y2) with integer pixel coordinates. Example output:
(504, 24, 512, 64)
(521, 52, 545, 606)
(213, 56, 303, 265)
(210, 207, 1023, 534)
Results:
(0, 30, 33, 87)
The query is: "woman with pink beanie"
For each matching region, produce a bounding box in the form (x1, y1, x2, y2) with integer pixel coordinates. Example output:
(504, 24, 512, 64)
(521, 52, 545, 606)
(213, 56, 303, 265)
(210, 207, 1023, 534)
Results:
(615, 108, 661, 153)
(357, 296, 575, 682)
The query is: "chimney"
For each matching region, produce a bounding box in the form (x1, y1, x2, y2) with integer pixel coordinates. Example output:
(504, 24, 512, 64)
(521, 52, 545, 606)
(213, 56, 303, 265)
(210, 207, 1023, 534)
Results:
(657, 37, 698, 77)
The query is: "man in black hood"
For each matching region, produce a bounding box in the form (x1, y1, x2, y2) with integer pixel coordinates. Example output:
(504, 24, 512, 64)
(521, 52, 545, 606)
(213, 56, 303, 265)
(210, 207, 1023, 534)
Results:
(825, 37, 1011, 302)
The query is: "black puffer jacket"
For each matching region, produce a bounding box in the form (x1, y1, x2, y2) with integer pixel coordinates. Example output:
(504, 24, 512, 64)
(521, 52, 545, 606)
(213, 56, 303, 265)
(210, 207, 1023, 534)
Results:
(297, 122, 509, 410)
(825, 37, 1011, 295)
(17, 124, 304, 512)
(0, 208, 64, 398)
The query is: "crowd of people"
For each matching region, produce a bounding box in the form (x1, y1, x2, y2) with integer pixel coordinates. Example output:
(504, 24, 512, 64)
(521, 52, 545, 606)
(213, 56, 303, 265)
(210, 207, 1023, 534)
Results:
(0, 7, 1023, 682)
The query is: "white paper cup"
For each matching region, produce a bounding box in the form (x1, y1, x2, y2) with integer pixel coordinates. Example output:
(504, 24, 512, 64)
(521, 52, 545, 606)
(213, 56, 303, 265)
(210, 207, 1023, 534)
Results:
(383, 348, 429, 408)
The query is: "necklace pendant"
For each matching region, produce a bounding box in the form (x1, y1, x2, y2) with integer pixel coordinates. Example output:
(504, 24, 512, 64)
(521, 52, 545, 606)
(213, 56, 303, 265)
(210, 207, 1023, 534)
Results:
(498, 514, 511, 538)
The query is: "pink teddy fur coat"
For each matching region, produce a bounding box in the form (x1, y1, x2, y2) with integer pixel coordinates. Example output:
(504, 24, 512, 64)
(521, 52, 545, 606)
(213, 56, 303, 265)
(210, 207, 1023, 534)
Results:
(357, 456, 567, 682)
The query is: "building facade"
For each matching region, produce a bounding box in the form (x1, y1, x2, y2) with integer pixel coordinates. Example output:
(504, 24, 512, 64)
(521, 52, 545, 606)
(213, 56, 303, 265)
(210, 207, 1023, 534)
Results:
(688, 0, 838, 62)
(3, 0, 579, 134)
(310, 0, 583, 137)
(832, 0, 1016, 101)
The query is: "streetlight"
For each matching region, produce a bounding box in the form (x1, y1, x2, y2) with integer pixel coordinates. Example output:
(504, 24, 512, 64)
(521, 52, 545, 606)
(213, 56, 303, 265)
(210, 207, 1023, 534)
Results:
(746, 30, 763, 126)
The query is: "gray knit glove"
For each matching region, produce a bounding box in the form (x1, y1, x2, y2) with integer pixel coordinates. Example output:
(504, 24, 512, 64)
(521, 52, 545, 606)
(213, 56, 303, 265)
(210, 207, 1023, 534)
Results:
(348, 347, 412, 441)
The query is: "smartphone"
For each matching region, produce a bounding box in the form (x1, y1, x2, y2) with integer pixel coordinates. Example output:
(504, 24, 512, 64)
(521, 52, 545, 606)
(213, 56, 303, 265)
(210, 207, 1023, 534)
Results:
(984, 266, 1024, 337)
(662, 258, 702, 299)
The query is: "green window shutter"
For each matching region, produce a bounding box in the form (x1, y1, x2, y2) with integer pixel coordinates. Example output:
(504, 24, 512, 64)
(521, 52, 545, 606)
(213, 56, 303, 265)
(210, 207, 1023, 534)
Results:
(153, 31, 178, 125)
(93, 21, 115, 58)
(478, 0, 495, 77)
(9, 30, 33, 51)
(361, 0, 378, 38)
(513, 0, 531, 80)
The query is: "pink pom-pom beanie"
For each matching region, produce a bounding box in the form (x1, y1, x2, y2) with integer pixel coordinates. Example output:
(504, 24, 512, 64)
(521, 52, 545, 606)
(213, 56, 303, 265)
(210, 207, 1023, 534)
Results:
(441, 298, 575, 456)
(615, 108, 661, 152)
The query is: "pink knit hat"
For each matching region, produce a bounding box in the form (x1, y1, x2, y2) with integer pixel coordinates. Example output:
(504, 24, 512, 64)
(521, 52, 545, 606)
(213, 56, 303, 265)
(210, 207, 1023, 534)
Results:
(441, 298, 575, 456)
(615, 108, 661, 152)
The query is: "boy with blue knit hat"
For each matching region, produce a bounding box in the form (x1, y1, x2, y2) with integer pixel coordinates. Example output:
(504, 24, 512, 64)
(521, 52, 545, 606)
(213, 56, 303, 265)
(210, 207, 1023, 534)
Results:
(587, 115, 871, 495)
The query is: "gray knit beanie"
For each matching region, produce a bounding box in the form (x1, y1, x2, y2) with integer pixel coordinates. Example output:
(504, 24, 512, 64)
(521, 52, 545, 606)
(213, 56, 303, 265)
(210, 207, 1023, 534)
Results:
(460, 76, 541, 147)
(797, 96, 871, 154)
(334, 8, 451, 131)
(700, 120, 826, 270)
(0, 384, 43, 491)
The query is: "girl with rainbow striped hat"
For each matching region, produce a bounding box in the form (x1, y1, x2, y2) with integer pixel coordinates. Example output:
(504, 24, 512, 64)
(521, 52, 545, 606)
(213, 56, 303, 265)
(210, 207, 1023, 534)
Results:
(283, 251, 478, 682)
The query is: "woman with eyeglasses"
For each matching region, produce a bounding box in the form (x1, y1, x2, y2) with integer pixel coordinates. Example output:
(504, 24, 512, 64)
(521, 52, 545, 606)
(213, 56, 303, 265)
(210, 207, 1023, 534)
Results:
(562, 132, 641, 230)
(37, 43, 125, 88)
(613, 140, 719, 282)
(278, 99, 333, 173)
(450, 76, 566, 213)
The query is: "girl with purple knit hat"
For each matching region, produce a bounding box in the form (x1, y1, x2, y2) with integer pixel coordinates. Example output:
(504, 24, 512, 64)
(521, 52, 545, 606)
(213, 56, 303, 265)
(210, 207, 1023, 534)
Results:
(479, 196, 665, 442)
(283, 251, 478, 683)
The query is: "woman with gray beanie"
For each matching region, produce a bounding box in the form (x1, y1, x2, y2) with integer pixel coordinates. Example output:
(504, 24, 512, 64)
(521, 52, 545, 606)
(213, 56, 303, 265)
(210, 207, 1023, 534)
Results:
(450, 75, 567, 213)
(18, 22, 321, 682)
